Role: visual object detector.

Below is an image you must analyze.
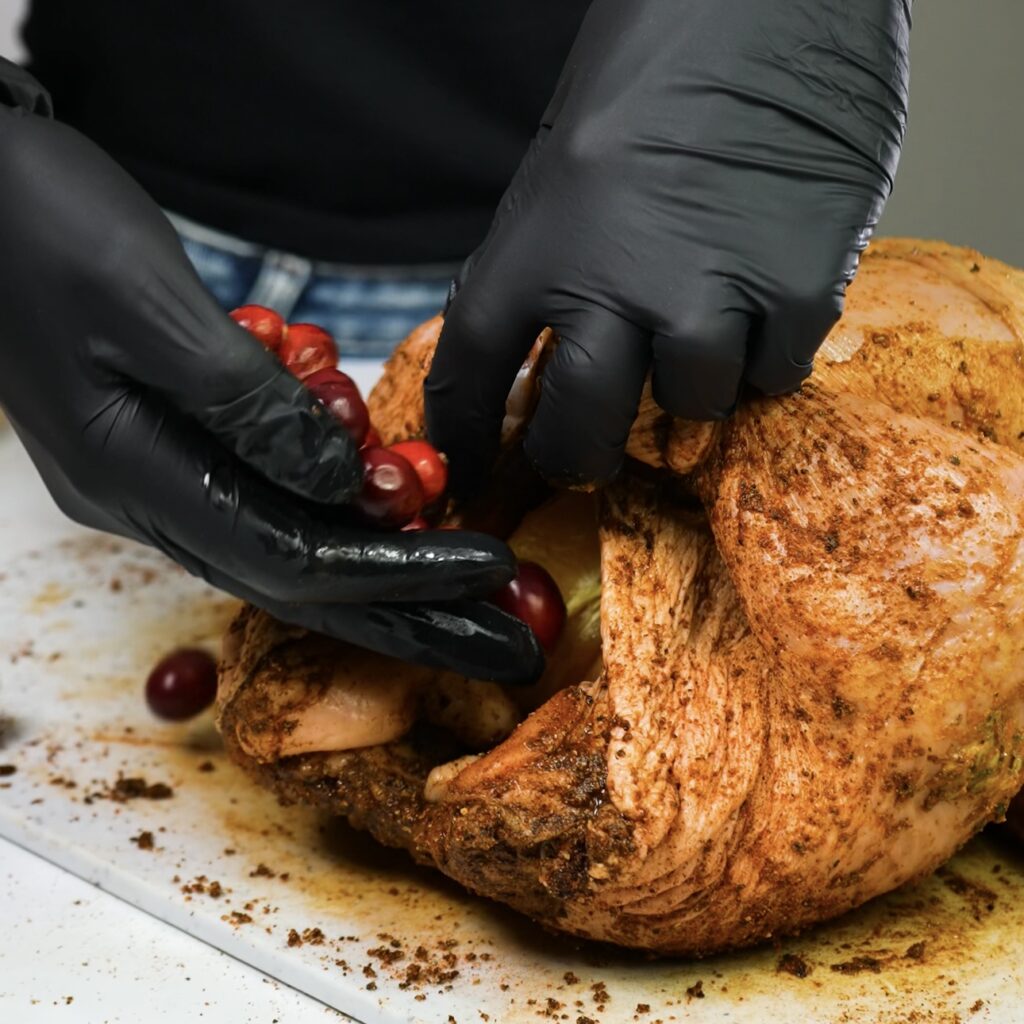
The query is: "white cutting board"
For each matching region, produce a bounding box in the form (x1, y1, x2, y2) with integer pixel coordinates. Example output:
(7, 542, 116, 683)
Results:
(2, 378, 1024, 1024)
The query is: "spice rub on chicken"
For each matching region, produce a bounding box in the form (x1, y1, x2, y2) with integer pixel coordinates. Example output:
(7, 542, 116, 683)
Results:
(217, 239, 1024, 956)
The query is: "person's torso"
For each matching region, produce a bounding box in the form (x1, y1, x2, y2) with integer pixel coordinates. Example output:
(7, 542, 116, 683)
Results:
(23, 1, 589, 262)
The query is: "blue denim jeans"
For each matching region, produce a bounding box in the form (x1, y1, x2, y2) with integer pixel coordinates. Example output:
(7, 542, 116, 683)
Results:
(168, 212, 458, 360)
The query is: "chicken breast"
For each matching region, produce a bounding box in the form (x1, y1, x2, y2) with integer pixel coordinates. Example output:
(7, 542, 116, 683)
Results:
(217, 238, 1024, 955)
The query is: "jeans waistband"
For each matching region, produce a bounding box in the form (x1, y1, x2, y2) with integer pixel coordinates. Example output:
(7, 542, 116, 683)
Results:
(165, 210, 463, 281)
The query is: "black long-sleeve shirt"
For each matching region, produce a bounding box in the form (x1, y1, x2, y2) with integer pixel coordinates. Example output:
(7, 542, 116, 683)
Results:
(22, 1, 590, 263)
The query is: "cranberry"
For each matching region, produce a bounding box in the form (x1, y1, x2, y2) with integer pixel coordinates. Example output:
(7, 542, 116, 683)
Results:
(401, 515, 430, 532)
(145, 648, 218, 721)
(229, 304, 285, 352)
(490, 561, 566, 652)
(279, 323, 338, 379)
(361, 426, 382, 450)
(304, 368, 370, 446)
(355, 447, 424, 528)
(388, 440, 448, 504)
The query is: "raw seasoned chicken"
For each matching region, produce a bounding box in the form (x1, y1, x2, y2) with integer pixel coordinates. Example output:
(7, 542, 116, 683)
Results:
(217, 239, 1024, 955)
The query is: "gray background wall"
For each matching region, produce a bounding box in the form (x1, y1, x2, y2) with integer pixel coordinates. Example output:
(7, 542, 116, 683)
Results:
(876, 0, 1023, 264)
(1, 0, 1021, 264)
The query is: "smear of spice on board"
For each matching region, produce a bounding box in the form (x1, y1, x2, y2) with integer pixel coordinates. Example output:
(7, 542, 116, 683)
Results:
(830, 955, 882, 975)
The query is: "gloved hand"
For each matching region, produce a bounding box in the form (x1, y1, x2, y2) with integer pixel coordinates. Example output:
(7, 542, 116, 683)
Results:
(0, 61, 542, 684)
(426, 0, 911, 489)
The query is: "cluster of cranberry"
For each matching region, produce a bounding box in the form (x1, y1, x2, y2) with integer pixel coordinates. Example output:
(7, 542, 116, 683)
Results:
(143, 306, 568, 722)
(230, 304, 445, 531)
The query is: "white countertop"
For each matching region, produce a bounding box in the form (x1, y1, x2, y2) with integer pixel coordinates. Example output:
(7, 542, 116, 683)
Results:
(0, 403, 373, 1023)
(0, 835, 334, 1023)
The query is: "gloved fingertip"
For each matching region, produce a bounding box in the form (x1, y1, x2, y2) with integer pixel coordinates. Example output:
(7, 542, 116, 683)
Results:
(399, 601, 546, 685)
(522, 428, 620, 491)
(656, 394, 738, 423)
(502, 645, 547, 688)
(467, 618, 546, 686)
(441, 442, 501, 501)
(744, 360, 814, 398)
(408, 530, 519, 599)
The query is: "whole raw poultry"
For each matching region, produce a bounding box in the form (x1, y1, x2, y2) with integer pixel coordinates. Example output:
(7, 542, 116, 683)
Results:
(217, 239, 1024, 955)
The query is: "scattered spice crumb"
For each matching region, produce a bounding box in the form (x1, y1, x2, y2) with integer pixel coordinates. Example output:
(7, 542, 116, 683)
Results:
(250, 863, 276, 878)
(0, 764, 16, 777)
(227, 911, 252, 926)
(635, 1004, 651, 1015)
(130, 830, 155, 851)
(287, 929, 302, 948)
(685, 979, 704, 1000)
(904, 941, 926, 961)
(179, 875, 226, 899)
(197, 761, 216, 773)
(777, 953, 811, 978)
(563, 972, 580, 985)
(368, 944, 404, 966)
(92, 774, 173, 803)
(970, 999, 985, 1013)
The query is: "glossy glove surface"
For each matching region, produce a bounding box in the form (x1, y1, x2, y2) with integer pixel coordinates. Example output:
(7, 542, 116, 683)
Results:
(426, 0, 912, 489)
(0, 64, 542, 683)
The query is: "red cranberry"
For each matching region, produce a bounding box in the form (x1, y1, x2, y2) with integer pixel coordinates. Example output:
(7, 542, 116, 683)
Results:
(279, 323, 338, 379)
(388, 440, 448, 504)
(229, 304, 285, 352)
(490, 561, 566, 652)
(400, 515, 430, 532)
(304, 368, 370, 446)
(355, 447, 424, 528)
(361, 426, 382, 450)
(145, 648, 218, 721)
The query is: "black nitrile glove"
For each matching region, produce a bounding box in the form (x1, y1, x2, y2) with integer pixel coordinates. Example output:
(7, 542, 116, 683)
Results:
(426, 0, 911, 489)
(0, 61, 542, 684)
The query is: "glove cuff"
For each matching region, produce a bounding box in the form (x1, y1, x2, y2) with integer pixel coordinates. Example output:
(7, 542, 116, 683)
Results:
(0, 57, 53, 117)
